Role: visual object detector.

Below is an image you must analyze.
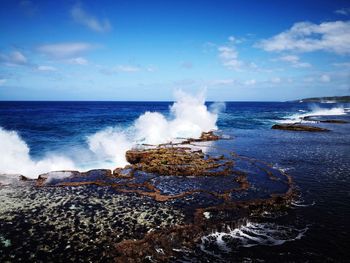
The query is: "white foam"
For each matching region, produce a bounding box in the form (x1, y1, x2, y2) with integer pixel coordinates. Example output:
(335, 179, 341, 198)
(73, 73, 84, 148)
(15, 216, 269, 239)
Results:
(0, 128, 76, 179)
(85, 90, 220, 167)
(200, 221, 308, 254)
(0, 90, 223, 178)
(280, 106, 346, 124)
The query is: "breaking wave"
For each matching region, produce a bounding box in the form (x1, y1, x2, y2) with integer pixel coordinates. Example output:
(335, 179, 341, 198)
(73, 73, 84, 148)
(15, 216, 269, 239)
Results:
(280, 106, 346, 124)
(0, 90, 222, 178)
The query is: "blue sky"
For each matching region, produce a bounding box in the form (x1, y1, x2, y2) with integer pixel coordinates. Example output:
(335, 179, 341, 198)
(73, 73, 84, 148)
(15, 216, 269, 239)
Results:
(0, 0, 349, 101)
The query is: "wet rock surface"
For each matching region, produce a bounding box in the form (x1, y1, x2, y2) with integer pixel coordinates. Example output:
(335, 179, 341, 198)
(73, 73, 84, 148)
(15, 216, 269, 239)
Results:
(272, 123, 330, 132)
(0, 134, 294, 262)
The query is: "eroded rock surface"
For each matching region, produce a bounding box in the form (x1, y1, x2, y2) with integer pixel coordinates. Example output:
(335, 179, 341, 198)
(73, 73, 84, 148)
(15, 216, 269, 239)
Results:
(125, 147, 233, 176)
(0, 133, 294, 262)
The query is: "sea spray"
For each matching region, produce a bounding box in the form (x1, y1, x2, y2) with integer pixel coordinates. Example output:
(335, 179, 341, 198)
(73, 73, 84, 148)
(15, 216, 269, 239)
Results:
(0, 128, 76, 179)
(0, 90, 223, 178)
(87, 128, 133, 168)
(86, 90, 220, 167)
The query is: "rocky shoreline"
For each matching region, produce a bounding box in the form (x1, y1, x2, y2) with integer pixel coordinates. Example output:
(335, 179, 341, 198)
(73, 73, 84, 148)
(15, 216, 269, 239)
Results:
(272, 115, 348, 132)
(0, 132, 295, 262)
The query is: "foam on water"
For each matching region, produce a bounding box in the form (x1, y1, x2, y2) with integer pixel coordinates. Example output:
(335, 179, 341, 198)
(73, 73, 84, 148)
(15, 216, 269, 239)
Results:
(0, 128, 76, 179)
(0, 90, 222, 178)
(200, 221, 308, 255)
(280, 106, 346, 124)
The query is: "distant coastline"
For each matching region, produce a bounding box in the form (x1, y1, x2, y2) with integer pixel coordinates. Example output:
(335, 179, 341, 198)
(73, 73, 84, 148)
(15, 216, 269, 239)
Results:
(290, 96, 350, 103)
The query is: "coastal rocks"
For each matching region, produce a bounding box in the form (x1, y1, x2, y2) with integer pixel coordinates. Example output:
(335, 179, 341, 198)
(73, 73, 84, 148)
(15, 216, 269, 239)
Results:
(0, 131, 295, 262)
(183, 131, 220, 143)
(125, 146, 233, 176)
(319, 120, 349, 124)
(271, 124, 330, 132)
(301, 116, 349, 124)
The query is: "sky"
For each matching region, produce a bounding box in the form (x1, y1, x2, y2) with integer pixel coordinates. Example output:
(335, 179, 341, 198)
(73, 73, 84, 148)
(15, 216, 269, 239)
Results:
(0, 0, 349, 101)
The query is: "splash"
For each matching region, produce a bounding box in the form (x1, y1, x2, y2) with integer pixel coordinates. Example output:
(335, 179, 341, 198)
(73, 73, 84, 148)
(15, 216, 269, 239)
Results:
(280, 105, 346, 124)
(86, 90, 219, 168)
(0, 91, 222, 178)
(0, 128, 76, 179)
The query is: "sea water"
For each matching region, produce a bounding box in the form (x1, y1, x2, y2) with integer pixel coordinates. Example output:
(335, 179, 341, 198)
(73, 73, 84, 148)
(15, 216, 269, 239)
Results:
(0, 100, 349, 261)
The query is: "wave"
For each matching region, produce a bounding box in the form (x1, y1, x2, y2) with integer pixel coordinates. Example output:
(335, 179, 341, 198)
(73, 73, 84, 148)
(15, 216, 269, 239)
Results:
(200, 221, 308, 255)
(0, 90, 222, 178)
(280, 106, 346, 124)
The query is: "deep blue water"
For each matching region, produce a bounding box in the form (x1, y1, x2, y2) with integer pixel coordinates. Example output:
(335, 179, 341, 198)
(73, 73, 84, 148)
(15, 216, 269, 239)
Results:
(0, 101, 329, 158)
(0, 101, 350, 261)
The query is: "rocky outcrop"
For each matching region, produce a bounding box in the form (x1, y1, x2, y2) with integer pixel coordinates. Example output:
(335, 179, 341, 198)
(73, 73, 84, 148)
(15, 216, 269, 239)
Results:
(126, 146, 233, 176)
(272, 124, 330, 132)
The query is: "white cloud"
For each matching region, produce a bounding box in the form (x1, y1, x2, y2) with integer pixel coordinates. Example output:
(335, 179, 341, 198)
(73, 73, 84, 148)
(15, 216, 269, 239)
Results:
(68, 57, 89, 65)
(37, 65, 57, 71)
(218, 46, 243, 70)
(146, 66, 156, 72)
(257, 21, 350, 54)
(244, 79, 256, 86)
(277, 55, 311, 68)
(332, 62, 350, 67)
(180, 61, 193, 69)
(210, 79, 235, 86)
(115, 65, 141, 72)
(335, 8, 350, 16)
(228, 36, 244, 44)
(304, 77, 314, 82)
(0, 79, 7, 86)
(11, 51, 27, 64)
(270, 77, 281, 83)
(320, 74, 331, 82)
(0, 51, 27, 66)
(71, 4, 112, 33)
(37, 42, 94, 58)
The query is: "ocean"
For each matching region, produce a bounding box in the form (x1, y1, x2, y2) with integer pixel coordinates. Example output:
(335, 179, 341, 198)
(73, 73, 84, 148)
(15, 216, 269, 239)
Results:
(0, 100, 349, 261)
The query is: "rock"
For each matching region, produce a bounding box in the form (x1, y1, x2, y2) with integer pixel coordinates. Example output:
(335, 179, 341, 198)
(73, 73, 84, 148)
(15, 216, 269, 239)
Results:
(125, 146, 233, 176)
(301, 116, 349, 124)
(183, 131, 220, 143)
(271, 124, 330, 132)
(319, 120, 349, 124)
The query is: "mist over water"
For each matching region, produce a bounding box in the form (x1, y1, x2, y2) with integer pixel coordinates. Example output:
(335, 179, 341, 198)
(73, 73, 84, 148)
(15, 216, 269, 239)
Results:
(0, 91, 219, 178)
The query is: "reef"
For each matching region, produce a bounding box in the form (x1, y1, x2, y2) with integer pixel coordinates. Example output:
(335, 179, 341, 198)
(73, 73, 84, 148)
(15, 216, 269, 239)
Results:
(0, 131, 295, 262)
(272, 123, 330, 132)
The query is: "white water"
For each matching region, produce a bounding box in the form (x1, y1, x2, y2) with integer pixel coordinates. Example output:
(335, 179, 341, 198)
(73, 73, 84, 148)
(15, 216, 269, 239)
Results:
(200, 221, 308, 255)
(280, 106, 346, 124)
(0, 127, 76, 179)
(0, 90, 221, 178)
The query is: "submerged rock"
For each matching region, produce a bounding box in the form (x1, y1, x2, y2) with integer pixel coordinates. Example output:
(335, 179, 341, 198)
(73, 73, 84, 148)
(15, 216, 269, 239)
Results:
(272, 124, 330, 132)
